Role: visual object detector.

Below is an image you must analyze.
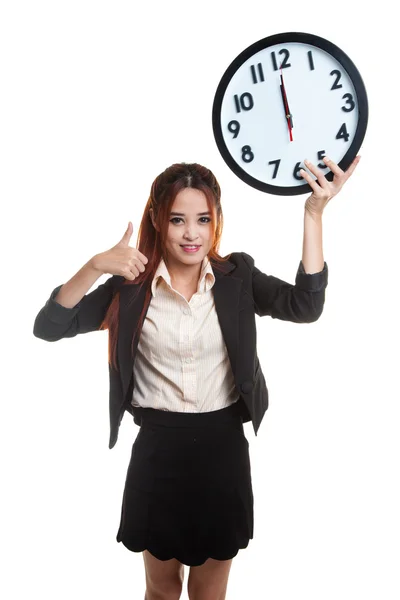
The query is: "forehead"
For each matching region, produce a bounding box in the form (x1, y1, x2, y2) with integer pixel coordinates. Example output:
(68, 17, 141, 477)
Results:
(171, 188, 208, 210)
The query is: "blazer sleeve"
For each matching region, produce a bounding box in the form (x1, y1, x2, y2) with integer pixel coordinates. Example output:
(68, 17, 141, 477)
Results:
(241, 252, 328, 323)
(33, 275, 125, 341)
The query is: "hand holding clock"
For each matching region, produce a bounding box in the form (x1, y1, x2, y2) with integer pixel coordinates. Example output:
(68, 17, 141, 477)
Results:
(300, 155, 361, 216)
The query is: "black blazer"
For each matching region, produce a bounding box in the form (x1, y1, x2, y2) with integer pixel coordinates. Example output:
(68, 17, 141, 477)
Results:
(33, 252, 328, 449)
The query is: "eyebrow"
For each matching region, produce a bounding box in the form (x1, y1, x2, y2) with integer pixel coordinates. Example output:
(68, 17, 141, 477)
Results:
(170, 211, 211, 216)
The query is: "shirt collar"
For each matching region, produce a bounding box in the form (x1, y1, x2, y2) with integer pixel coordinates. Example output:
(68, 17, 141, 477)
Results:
(151, 254, 215, 297)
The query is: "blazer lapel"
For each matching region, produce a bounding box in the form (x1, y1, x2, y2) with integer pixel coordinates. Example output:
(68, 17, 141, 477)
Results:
(117, 257, 242, 402)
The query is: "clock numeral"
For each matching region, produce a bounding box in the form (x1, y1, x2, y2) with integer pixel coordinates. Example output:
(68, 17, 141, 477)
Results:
(341, 93, 355, 112)
(271, 49, 291, 71)
(241, 145, 254, 163)
(250, 63, 265, 84)
(330, 69, 343, 90)
(227, 120, 240, 138)
(293, 162, 305, 181)
(307, 50, 315, 71)
(293, 153, 329, 181)
(234, 93, 254, 113)
(336, 123, 350, 142)
(317, 150, 328, 169)
(268, 159, 281, 179)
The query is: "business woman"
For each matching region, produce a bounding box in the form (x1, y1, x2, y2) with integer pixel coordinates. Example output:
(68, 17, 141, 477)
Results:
(33, 156, 360, 600)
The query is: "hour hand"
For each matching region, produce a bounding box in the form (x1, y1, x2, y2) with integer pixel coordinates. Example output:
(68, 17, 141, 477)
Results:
(280, 71, 294, 140)
(280, 82, 293, 128)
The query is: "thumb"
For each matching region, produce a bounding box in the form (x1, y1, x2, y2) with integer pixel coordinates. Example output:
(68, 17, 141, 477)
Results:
(119, 221, 133, 246)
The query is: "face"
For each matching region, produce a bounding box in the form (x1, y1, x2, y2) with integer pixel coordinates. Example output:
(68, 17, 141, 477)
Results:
(158, 187, 215, 278)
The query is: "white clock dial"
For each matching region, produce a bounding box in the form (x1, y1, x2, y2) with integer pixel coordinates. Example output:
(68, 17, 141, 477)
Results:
(213, 33, 368, 195)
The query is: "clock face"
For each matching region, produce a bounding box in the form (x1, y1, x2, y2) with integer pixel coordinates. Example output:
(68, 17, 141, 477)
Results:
(212, 32, 368, 195)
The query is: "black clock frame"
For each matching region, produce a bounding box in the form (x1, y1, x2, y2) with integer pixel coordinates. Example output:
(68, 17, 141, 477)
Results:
(212, 31, 369, 195)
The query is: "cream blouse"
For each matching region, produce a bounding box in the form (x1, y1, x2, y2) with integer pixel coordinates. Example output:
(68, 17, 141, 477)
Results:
(130, 255, 240, 413)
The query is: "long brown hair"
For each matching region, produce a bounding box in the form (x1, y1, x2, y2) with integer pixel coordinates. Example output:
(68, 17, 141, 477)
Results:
(99, 162, 232, 372)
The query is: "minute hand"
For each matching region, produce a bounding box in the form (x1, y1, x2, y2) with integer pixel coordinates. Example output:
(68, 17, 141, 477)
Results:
(280, 71, 294, 141)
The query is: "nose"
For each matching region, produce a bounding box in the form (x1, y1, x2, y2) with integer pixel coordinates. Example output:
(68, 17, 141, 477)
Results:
(183, 227, 200, 241)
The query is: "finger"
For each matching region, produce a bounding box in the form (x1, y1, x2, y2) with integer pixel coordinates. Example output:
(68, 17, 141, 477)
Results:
(304, 159, 329, 190)
(120, 222, 133, 245)
(344, 155, 362, 179)
(322, 156, 344, 177)
(137, 251, 149, 264)
(299, 168, 322, 194)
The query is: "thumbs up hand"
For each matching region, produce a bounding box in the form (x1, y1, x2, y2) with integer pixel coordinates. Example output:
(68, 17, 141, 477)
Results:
(91, 222, 149, 280)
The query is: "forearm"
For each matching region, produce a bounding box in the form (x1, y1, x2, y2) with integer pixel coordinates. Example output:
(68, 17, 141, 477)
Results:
(301, 209, 324, 274)
(54, 258, 103, 309)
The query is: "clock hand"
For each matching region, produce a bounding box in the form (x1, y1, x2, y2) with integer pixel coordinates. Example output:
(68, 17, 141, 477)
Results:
(279, 66, 293, 141)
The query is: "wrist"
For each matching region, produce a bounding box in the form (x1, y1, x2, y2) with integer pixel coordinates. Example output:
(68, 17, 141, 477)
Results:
(305, 207, 323, 221)
(87, 255, 103, 274)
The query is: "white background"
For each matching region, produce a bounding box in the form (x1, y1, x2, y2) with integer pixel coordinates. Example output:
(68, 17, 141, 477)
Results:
(2, 1, 399, 599)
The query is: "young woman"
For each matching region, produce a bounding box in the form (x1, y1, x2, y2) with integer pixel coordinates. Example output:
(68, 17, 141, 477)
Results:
(33, 156, 360, 600)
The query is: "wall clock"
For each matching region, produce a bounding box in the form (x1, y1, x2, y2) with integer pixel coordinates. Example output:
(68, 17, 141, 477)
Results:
(212, 32, 368, 195)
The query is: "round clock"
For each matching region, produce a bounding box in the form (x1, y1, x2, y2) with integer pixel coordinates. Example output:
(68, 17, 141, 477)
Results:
(212, 31, 368, 195)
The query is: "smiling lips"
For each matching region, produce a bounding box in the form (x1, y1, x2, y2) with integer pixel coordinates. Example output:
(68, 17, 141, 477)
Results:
(181, 245, 201, 252)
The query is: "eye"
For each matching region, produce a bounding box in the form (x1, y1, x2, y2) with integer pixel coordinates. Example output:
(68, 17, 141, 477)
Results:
(170, 217, 211, 224)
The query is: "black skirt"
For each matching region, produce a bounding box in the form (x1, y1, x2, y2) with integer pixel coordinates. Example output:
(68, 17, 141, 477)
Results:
(116, 400, 254, 567)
